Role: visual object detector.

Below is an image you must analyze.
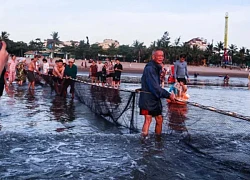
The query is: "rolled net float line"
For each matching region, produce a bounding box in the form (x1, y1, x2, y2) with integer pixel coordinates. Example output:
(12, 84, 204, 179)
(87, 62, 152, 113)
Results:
(187, 101, 250, 122)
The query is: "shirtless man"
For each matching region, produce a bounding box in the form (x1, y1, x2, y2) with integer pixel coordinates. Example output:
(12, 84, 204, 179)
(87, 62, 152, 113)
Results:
(0, 41, 9, 75)
(27, 55, 41, 89)
(52, 59, 65, 95)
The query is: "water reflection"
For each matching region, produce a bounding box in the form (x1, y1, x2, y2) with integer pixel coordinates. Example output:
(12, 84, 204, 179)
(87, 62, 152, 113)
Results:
(89, 85, 122, 118)
(167, 103, 188, 133)
(26, 89, 35, 100)
(50, 96, 76, 122)
(90, 85, 122, 105)
(5, 85, 15, 98)
(14, 87, 26, 98)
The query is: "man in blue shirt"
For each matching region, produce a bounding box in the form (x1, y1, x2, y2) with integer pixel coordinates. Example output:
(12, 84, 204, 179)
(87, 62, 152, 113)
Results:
(139, 49, 175, 138)
(62, 59, 77, 99)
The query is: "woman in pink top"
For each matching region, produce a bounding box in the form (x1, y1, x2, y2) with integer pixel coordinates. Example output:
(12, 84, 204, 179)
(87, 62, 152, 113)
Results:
(8, 55, 17, 85)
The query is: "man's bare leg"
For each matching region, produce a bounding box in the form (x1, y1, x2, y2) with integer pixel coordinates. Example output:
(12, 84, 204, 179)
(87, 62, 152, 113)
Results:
(155, 115, 163, 135)
(142, 115, 152, 137)
(32, 81, 35, 89)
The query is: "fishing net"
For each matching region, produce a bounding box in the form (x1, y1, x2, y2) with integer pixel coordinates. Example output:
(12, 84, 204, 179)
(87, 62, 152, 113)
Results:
(53, 76, 250, 174)
(74, 80, 250, 136)
(166, 103, 250, 174)
(75, 82, 137, 130)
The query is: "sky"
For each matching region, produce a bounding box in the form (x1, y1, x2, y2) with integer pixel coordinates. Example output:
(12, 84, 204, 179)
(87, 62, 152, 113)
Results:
(0, 0, 250, 48)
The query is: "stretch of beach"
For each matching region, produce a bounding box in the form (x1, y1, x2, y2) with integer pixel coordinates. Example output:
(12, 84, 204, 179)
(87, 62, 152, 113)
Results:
(74, 61, 249, 78)
(19, 57, 249, 78)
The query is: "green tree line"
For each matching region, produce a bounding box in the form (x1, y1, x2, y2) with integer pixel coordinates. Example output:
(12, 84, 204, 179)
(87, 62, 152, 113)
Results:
(1, 31, 249, 66)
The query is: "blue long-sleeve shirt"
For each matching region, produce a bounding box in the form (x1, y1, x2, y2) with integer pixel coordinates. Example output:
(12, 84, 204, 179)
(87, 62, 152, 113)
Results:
(139, 60, 171, 111)
(174, 60, 189, 79)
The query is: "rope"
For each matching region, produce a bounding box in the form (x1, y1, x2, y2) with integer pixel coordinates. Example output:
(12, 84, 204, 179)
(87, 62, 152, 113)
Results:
(40, 74, 250, 123)
(134, 88, 250, 122)
(187, 101, 250, 122)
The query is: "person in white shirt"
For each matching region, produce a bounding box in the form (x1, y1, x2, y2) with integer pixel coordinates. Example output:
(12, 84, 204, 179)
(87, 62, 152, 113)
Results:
(96, 60, 103, 85)
(42, 58, 50, 74)
(34, 58, 41, 73)
(48, 58, 54, 75)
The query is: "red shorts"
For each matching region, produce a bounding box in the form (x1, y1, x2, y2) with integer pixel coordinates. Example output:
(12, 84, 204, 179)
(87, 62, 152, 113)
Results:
(140, 109, 162, 117)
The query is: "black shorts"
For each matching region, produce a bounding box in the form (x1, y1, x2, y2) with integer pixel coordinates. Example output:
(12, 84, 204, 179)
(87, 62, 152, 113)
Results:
(97, 72, 102, 81)
(63, 79, 75, 93)
(0, 83, 4, 96)
(114, 75, 121, 82)
(48, 69, 53, 75)
(101, 75, 106, 83)
(27, 70, 35, 82)
(53, 77, 63, 84)
(140, 109, 162, 117)
(53, 76, 58, 83)
(177, 78, 187, 85)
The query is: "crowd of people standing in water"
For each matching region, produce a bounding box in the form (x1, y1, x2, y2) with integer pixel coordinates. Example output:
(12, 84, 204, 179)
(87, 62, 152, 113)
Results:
(0, 45, 78, 99)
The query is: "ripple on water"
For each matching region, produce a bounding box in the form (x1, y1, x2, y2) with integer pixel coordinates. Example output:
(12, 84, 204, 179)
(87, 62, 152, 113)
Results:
(1, 83, 250, 179)
(0, 132, 250, 179)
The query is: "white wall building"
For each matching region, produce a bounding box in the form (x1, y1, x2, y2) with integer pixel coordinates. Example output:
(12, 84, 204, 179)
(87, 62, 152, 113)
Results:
(186, 37, 208, 51)
(97, 39, 120, 50)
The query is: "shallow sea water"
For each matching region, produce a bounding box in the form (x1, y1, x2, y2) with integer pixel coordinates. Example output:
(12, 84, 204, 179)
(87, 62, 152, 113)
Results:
(0, 81, 250, 179)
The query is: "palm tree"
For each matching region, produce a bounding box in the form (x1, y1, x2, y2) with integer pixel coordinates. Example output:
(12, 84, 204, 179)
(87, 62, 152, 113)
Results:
(15, 41, 28, 57)
(161, 31, 171, 47)
(153, 31, 171, 61)
(172, 36, 181, 61)
(76, 40, 88, 59)
(215, 41, 224, 64)
(190, 45, 200, 65)
(132, 40, 145, 63)
(50, 32, 60, 58)
(173, 36, 181, 47)
(228, 44, 237, 64)
(156, 39, 163, 48)
(90, 44, 103, 59)
(239, 47, 246, 65)
(246, 49, 250, 56)
(215, 41, 224, 54)
(35, 38, 41, 43)
(107, 43, 118, 58)
(29, 40, 37, 51)
(206, 43, 214, 64)
(245, 49, 250, 67)
(118, 45, 132, 62)
(0, 31, 9, 41)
